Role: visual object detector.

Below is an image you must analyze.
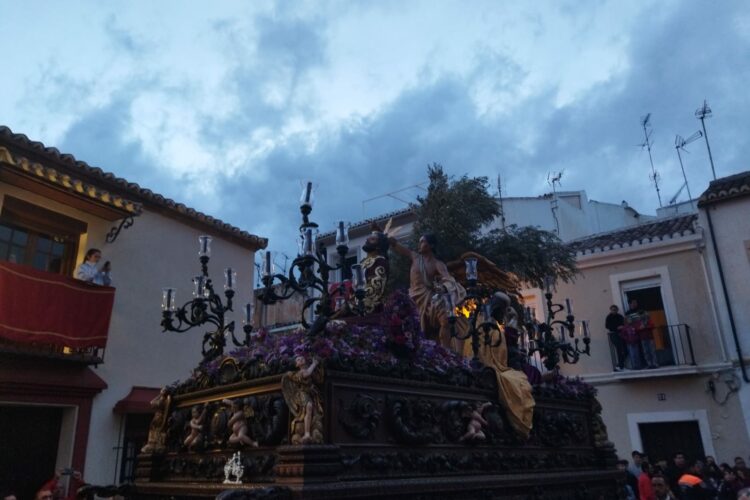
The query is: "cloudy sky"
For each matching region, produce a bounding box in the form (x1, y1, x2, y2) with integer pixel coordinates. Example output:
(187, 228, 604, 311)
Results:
(2, 0, 749, 262)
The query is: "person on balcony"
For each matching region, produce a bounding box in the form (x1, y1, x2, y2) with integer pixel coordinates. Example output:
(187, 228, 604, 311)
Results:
(620, 316, 642, 370)
(606, 304, 627, 370)
(75, 248, 112, 286)
(635, 312, 659, 369)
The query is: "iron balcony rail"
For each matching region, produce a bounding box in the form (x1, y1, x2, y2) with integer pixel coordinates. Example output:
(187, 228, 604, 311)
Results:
(608, 323, 696, 372)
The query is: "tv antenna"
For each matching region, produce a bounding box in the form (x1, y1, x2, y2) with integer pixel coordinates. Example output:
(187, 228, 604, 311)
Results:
(668, 182, 687, 205)
(674, 130, 703, 207)
(695, 100, 717, 180)
(639, 113, 663, 207)
(547, 171, 563, 235)
(497, 174, 507, 231)
(547, 171, 563, 191)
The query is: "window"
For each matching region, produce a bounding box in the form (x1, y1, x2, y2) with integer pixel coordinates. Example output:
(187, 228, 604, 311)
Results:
(0, 196, 86, 275)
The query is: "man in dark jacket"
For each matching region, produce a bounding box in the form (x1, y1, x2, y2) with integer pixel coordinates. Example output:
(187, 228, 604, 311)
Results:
(606, 305, 627, 370)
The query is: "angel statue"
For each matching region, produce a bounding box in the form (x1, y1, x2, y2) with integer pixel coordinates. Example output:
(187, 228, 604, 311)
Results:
(141, 388, 171, 454)
(223, 398, 258, 448)
(184, 404, 206, 450)
(460, 401, 492, 443)
(281, 355, 323, 445)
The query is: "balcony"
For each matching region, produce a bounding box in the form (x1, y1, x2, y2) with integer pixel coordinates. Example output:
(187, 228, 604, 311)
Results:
(0, 260, 114, 364)
(607, 323, 696, 371)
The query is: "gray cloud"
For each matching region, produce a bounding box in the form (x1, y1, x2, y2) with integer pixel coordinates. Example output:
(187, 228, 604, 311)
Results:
(48, 0, 750, 272)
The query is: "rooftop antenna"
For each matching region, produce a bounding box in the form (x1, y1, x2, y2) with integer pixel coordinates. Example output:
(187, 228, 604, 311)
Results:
(674, 130, 703, 208)
(361, 181, 428, 218)
(695, 99, 717, 180)
(497, 174, 507, 231)
(547, 171, 563, 235)
(668, 182, 687, 205)
(639, 113, 663, 207)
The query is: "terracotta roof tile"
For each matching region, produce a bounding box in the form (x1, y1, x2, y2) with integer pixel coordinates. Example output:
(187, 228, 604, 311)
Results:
(0, 126, 267, 251)
(698, 170, 750, 207)
(569, 213, 698, 254)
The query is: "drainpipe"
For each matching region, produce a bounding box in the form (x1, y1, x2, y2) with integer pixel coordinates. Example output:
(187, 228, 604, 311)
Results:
(705, 207, 749, 382)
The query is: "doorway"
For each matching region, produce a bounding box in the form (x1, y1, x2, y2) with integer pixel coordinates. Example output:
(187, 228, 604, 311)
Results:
(0, 405, 63, 499)
(622, 279, 676, 366)
(639, 420, 705, 463)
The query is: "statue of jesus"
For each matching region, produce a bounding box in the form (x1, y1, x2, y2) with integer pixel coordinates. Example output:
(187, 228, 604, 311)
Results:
(389, 233, 466, 351)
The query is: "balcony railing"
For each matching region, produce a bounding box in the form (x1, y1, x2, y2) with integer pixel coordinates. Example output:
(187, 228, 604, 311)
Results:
(608, 323, 696, 372)
(0, 260, 113, 364)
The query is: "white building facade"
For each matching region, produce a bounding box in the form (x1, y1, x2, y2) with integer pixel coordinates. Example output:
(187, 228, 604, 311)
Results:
(0, 126, 266, 494)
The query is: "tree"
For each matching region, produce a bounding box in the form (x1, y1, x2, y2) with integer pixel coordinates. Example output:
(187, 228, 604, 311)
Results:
(388, 164, 577, 290)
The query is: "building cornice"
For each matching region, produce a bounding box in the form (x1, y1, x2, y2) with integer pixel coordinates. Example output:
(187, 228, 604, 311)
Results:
(575, 233, 703, 269)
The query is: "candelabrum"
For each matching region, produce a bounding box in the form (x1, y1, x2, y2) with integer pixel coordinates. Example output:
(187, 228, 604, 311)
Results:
(446, 257, 505, 370)
(257, 181, 365, 336)
(523, 280, 591, 371)
(160, 235, 256, 363)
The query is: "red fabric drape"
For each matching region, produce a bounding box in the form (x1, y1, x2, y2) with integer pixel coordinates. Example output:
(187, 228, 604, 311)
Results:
(0, 260, 114, 348)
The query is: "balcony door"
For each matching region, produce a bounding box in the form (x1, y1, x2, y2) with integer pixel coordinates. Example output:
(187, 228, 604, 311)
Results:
(620, 278, 677, 367)
(0, 196, 86, 275)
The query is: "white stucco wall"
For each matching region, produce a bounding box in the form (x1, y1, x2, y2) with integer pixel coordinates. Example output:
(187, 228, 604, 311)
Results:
(0, 182, 259, 484)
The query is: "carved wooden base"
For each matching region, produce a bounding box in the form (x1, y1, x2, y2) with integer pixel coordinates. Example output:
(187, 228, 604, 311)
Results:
(135, 370, 621, 499)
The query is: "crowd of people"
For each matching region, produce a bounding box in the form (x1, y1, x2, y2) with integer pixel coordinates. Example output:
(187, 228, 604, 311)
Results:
(1, 469, 85, 500)
(618, 450, 750, 499)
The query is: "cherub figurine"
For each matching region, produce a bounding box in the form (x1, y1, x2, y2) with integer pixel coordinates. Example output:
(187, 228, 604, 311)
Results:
(281, 355, 323, 445)
(184, 404, 206, 450)
(224, 398, 258, 448)
(460, 401, 492, 443)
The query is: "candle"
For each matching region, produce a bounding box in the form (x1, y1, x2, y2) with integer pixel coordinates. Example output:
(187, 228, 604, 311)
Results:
(198, 235, 212, 257)
(243, 303, 254, 325)
(565, 298, 572, 315)
(262, 251, 272, 277)
(545, 276, 552, 293)
(300, 181, 314, 209)
(224, 268, 236, 291)
(162, 288, 176, 311)
(351, 264, 365, 291)
(193, 275, 207, 298)
(336, 220, 349, 246)
(583, 320, 590, 339)
(465, 258, 478, 282)
(559, 326, 566, 342)
(444, 293, 456, 318)
(302, 228, 315, 255)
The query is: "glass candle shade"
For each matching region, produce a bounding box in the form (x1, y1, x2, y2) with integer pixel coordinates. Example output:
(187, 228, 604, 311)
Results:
(465, 257, 478, 282)
(224, 268, 236, 291)
(301, 227, 318, 256)
(261, 251, 274, 278)
(162, 287, 176, 311)
(243, 302, 254, 325)
(300, 181, 315, 209)
(351, 264, 365, 291)
(335, 220, 349, 246)
(193, 275, 208, 298)
(198, 235, 212, 257)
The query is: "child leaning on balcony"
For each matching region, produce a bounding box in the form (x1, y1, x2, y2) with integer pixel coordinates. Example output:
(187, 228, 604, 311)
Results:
(619, 316, 642, 370)
(75, 248, 112, 286)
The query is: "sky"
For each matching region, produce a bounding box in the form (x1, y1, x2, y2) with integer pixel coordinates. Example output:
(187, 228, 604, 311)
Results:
(2, 0, 749, 266)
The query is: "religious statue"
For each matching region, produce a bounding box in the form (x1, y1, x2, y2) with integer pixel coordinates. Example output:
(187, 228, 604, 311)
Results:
(184, 404, 206, 450)
(389, 233, 466, 351)
(460, 401, 492, 443)
(333, 220, 394, 318)
(141, 388, 171, 454)
(224, 398, 258, 448)
(281, 355, 323, 445)
(469, 302, 535, 438)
